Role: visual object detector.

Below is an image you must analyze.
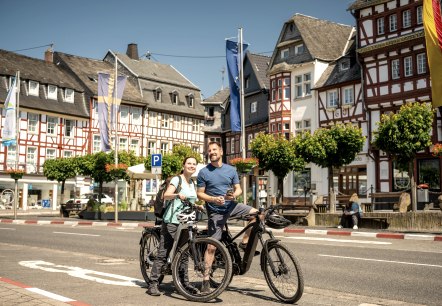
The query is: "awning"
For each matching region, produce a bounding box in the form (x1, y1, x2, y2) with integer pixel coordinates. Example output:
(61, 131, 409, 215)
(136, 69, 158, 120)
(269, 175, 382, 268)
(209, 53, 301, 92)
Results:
(127, 164, 157, 180)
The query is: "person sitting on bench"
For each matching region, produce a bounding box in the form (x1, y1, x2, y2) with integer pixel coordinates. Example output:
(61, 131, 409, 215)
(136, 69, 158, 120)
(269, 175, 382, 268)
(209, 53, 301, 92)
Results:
(337, 193, 362, 230)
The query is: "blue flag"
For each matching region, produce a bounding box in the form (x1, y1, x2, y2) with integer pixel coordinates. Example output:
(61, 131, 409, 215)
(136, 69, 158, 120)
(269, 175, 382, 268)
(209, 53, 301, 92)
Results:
(226, 39, 248, 132)
(2, 76, 17, 147)
(97, 73, 127, 152)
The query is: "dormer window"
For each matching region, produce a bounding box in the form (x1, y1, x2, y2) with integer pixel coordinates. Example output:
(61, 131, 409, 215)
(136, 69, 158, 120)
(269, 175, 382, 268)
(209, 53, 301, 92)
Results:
(29, 81, 39, 96)
(64, 88, 74, 103)
(281, 48, 289, 59)
(8, 76, 16, 90)
(188, 93, 194, 107)
(340, 60, 350, 71)
(295, 44, 304, 55)
(172, 91, 179, 104)
(154, 87, 162, 102)
(48, 85, 57, 100)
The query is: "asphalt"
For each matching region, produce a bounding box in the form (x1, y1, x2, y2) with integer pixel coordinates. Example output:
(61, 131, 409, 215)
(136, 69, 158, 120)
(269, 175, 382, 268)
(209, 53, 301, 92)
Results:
(0, 209, 441, 305)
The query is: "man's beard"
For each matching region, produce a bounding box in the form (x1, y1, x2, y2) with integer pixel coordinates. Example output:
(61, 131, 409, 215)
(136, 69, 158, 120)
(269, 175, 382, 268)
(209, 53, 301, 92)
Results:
(210, 155, 220, 162)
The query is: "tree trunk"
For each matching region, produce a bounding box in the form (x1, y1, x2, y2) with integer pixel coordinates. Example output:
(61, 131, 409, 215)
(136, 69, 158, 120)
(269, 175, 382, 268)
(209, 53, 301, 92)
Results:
(328, 167, 336, 213)
(99, 181, 103, 204)
(277, 176, 284, 204)
(409, 161, 417, 211)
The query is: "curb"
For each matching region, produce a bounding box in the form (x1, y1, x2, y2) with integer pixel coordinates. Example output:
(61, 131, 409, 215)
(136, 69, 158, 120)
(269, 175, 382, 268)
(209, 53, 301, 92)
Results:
(1, 218, 441, 242)
(0, 276, 90, 305)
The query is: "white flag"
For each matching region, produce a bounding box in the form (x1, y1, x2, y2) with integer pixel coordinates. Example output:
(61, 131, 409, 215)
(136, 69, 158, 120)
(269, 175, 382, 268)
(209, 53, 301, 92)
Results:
(2, 76, 17, 146)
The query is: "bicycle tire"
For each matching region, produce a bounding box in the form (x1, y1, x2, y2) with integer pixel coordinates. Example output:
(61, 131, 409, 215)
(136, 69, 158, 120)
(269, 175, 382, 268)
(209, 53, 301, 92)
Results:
(262, 242, 304, 303)
(139, 228, 164, 285)
(172, 237, 232, 302)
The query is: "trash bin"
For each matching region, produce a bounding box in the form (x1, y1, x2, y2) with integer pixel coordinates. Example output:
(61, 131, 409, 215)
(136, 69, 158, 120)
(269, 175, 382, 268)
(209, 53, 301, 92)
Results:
(417, 184, 429, 203)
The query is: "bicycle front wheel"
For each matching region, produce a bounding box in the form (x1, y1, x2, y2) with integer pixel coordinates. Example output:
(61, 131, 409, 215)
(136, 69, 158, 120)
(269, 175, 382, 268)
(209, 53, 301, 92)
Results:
(172, 237, 232, 302)
(262, 242, 304, 303)
(139, 228, 163, 285)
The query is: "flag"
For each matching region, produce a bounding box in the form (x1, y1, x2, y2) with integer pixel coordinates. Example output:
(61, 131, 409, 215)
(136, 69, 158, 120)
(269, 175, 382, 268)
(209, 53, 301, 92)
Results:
(1, 76, 17, 147)
(423, 0, 442, 107)
(226, 39, 248, 132)
(97, 73, 127, 152)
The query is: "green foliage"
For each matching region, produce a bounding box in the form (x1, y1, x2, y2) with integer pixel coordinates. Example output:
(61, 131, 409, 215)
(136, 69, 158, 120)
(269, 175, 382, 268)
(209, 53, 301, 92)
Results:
(373, 102, 434, 170)
(43, 157, 79, 182)
(172, 144, 203, 164)
(119, 200, 128, 211)
(294, 123, 365, 169)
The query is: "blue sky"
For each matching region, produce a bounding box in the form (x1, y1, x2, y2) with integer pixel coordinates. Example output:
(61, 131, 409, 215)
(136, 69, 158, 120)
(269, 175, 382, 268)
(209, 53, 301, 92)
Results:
(0, 0, 355, 99)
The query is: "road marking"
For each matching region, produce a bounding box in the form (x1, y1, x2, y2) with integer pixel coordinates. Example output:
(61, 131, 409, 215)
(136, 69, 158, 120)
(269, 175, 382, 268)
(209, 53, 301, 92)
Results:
(19, 260, 144, 286)
(319, 254, 442, 268)
(0, 227, 15, 230)
(27, 287, 75, 302)
(53, 231, 100, 237)
(285, 236, 391, 245)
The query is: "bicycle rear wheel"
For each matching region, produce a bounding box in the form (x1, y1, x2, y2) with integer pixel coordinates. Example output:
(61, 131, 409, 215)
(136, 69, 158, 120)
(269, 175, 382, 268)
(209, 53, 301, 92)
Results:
(172, 237, 232, 302)
(139, 228, 163, 285)
(262, 242, 304, 303)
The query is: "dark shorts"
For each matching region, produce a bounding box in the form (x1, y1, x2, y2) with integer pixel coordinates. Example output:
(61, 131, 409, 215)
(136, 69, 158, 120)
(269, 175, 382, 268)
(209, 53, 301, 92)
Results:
(208, 203, 253, 240)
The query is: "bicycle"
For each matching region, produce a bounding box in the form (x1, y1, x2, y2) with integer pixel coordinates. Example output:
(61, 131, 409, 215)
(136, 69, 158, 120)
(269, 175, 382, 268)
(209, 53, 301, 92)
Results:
(199, 205, 304, 303)
(139, 199, 232, 302)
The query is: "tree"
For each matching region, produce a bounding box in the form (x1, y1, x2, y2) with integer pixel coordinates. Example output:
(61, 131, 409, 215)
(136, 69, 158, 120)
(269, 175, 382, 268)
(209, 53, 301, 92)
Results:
(43, 157, 79, 206)
(294, 123, 365, 212)
(373, 102, 434, 211)
(250, 133, 304, 203)
(144, 144, 203, 180)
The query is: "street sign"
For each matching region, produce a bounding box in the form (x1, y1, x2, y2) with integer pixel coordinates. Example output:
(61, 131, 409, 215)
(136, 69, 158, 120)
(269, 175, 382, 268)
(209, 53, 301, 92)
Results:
(152, 167, 162, 175)
(151, 154, 162, 167)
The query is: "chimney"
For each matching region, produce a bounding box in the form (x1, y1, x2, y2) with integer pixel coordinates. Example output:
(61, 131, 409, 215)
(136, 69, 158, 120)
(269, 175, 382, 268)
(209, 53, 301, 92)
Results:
(44, 47, 53, 63)
(126, 43, 139, 60)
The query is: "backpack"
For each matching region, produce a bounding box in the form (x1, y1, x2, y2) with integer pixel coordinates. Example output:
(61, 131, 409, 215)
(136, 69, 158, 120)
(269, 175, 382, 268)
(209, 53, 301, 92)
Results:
(153, 176, 182, 218)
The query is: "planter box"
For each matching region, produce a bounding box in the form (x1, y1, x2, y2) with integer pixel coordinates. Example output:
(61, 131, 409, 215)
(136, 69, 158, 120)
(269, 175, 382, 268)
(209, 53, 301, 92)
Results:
(79, 210, 154, 221)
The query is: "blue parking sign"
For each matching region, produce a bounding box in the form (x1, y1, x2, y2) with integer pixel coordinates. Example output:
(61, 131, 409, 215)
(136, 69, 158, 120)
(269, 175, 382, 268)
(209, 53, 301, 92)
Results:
(151, 154, 162, 167)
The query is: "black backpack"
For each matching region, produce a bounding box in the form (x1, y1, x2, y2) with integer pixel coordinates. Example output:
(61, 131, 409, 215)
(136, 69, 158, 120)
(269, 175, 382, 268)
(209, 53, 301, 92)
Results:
(153, 176, 182, 218)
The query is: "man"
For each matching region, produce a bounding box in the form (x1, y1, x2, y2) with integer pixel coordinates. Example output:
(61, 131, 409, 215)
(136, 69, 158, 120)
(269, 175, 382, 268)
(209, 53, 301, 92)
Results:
(196, 141, 258, 293)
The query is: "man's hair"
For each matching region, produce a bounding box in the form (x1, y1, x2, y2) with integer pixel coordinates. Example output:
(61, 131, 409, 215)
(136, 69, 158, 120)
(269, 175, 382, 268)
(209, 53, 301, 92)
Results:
(208, 141, 222, 148)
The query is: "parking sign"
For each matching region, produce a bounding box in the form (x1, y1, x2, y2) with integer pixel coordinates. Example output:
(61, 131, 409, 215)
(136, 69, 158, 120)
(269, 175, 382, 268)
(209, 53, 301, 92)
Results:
(151, 154, 162, 167)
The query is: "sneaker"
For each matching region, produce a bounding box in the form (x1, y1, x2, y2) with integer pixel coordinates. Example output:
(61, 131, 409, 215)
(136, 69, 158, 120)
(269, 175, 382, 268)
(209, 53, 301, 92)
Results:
(239, 242, 260, 256)
(337, 225, 343, 229)
(146, 284, 161, 296)
(353, 225, 358, 230)
(183, 282, 199, 295)
(200, 280, 211, 294)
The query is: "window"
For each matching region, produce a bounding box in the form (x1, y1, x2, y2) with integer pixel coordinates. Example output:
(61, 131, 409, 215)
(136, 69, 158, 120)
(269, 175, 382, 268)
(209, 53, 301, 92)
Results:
(149, 111, 157, 127)
(120, 106, 129, 123)
(377, 17, 385, 35)
(192, 146, 199, 153)
(63, 151, 73, 158)
(28, 113, 39, 133)
(404, 56, 413, 77)
(119, 138, 128, 151)
(148, 141, 156, 155)
(417, 53, 427, 74)
(64, 88, 74, 102)
(208, 107, 215, 117)
(47, 116, 57, 135)
(284, 123, 290, 130)
(27, 147, 37, 173)
(391, 59, 400, 79)
(343, 87, 354, 105)
(389, 14, 397, 32)
(304, 73, 311, 95)
(247, 134, 253, 147)
(271, 80, 276, 101)
(160, 142, 168, 155)
(192, 119, 199, 132)
(155, 89, 162, 102)
(251, 101, 257, 113)
(8, 76, 16, 90)
(295, 44, 304, 55)
(340, 60, 350, 71)
(29, 81, 39, 96)
(188, 94, 194, 107)
(230, 137, 235, 154)
(283, 77, 290, 100)
(161, 114, 169, 128)
(295, 120, 311, 134)
(48, 85, 57, 100)
(46, 148, 56, 159)
(6, 145, 16, 169)
(294, 73, 311, 98)
(280, 48, 289, 59)
(417, 6, 423, 25)
(244, 77, 250, 89)
(132, 107, 141, 124)
(93, 135, 101, 153)
(278, 123, 282, 131)
(64, 119, 74, 137)
(172, 91, 179, 104)
(130, 139, 139, 155)
(402, 10, 411, 28)
(418, 159, 440, 189)
(293, 169, 311, 197)
(174, 115, 181, 129)
(327, 90, 338, 108)
(335, 166, 367, 196)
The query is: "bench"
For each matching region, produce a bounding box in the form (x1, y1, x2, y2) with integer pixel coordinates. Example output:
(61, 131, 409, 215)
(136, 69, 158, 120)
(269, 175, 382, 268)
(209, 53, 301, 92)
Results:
(320, 195, 351, 212)
(368, 192, 403, 212)
(276, 199, 312, 214)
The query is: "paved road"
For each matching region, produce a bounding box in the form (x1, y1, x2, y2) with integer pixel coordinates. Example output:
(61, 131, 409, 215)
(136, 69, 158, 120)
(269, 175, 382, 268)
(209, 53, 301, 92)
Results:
(0, 222, 441, 305)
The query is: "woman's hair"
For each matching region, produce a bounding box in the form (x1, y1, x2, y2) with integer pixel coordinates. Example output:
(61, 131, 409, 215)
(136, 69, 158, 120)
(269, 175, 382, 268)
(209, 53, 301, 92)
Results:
(349, 193, 359, 203)
(180, 156, 197, 174)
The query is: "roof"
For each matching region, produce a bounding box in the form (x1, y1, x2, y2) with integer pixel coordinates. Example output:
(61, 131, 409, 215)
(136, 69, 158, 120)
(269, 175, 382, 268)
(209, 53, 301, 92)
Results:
(0, 49, 89, 118)
(348, 0, 390, 11)
(202, 88, 230, 104)
(54, 52, 143, 104)
(247, 52, 270, 89)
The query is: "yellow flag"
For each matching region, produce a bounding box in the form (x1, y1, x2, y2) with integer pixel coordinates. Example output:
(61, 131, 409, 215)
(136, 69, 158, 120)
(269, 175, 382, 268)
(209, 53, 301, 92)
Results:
(423, 0, 442, 107)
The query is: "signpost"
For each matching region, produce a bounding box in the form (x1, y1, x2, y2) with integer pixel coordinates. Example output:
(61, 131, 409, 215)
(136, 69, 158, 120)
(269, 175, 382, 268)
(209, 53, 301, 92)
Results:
(151, 154, 162, 193)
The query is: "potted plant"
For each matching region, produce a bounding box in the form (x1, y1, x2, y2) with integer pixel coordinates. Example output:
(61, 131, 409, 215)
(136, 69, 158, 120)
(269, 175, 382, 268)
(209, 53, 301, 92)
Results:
(6, 168, 25, 180)
(105, 163, 128, 179)
(230, 157, 259, 174)
(432, 143, 442, 157)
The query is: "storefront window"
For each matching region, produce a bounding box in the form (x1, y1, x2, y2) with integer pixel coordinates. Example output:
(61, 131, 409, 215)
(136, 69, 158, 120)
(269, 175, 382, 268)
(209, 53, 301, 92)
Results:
(392, 161, 410, 191)
(292, 169, 311, 197)
(334, 166, 367, 196)
(418, 159, 440, 190)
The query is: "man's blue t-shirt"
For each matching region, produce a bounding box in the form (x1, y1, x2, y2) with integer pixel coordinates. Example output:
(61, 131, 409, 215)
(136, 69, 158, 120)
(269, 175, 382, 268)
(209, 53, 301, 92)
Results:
(197, 163, 239, 214)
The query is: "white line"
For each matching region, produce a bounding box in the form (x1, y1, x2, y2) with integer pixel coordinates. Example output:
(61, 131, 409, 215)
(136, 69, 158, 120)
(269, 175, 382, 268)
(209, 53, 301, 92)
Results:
(404, 234, 437, 241)
(92, 222, 108, 226)
(319, 254, 442, 268)
(350, 232, 378, 238)
(0, 227, 15, 230)
(53, 231, 100, 237)
(26, 287, 75, 302)
(37, 220, 51, 225)
(287, 236, 391, 245)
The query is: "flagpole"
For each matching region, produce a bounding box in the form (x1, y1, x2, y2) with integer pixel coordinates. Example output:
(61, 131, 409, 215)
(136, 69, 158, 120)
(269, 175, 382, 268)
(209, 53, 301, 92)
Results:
(238, 28, 247, 206)
(14, 71, 20, 220)
(114, 56, 119, 223)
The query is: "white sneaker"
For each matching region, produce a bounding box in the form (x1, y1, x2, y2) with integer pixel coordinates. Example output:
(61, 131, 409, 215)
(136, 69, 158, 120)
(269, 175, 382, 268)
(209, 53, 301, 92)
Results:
(337, 225, 343, 229)
(353, 225, 358, 230)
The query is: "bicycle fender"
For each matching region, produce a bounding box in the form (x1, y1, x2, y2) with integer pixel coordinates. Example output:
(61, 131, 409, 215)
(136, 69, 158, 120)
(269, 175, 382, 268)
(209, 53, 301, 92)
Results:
(260, 238, 280, 271)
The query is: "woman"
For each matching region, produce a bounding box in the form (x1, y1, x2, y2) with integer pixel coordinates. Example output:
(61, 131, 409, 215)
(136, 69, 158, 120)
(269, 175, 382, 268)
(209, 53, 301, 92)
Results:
(147, 157, 199, 296)
(337, 193, 362, 230)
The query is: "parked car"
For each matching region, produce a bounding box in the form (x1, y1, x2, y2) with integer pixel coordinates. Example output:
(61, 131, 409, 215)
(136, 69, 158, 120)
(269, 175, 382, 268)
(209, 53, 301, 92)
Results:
(60, 193, 113, 217)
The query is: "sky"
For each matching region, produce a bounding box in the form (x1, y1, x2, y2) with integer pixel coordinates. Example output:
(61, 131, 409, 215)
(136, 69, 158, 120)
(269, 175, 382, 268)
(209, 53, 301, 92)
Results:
(0, 0, 356, 99)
